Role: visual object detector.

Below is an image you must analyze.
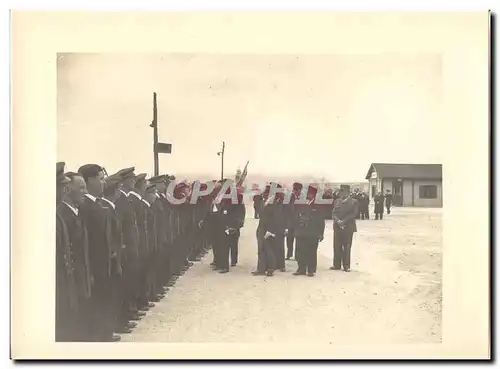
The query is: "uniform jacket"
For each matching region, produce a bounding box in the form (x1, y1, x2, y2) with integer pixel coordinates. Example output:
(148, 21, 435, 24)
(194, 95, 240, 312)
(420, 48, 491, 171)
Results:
(384, 193, 393, 206)
(57, 203, 92, 301)
(332, 197, 359, 233)
(115, 191, 140, 262)
(79, 196, 112, 282)
(128, 191, 149, 259)
(56, 211, 79, 312)
(257, 199, 287, 239)
(100, 198, 123, 276)
(293, 200, 326, 239)
(374, 194, 385, 213)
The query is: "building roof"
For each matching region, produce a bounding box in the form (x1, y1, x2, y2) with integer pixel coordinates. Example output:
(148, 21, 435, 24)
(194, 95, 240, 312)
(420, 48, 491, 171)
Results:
(365, 163, 442, 180)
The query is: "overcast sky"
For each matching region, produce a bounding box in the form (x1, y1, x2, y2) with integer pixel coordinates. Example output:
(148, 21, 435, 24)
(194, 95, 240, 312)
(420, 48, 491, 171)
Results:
(57, 53, 443, 181)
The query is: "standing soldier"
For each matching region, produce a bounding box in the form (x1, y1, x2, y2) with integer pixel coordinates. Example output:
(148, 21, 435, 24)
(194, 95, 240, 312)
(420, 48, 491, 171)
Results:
(384, 189, 393, 215)
(292, 185, 326, 277)
(359, 192, 370, 220)
(143, 183, 159, 304)
(57, 171, 92, 341)
(331, 186, 359, 272)
(77, 164, 120, 342)
(374, 191, 385, 220)
(148, 175, 170, 299)
(128, 173, 155, 312)
(114, 167, 144, 326)
(252, 184, 286, 277)
(100, 173, 126, 338)
(55, 163, 79, 342)
(285, 182, 302, 260)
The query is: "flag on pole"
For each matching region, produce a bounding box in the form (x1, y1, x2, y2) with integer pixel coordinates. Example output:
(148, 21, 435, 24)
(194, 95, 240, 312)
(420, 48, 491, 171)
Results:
(237, 161, 249, 187)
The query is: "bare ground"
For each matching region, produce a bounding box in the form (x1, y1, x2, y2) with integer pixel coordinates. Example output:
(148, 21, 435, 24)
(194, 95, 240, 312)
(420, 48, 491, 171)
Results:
(121, 206, 442, 344)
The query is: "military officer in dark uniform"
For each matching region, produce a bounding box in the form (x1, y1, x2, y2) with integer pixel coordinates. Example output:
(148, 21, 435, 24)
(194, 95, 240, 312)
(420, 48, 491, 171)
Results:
(78, 164, 120, 342)
(292, 185, 326, 277)
(143, 183, 159, 304)
(128, 173, 155, 312)
(360, 192, 370, 220)
(374, 191, 385, 220)
(252, 184, 286, 277)
(55, 163, 79, 342)
(285, 182, 302, 260)
(147, 175, 170, 299)
(114, 167, 144, 324)
(384, 189, 393, 214)
(100, 172, 126, 336)
(57, 171, 92, 341)
(331, 186, 359, 272)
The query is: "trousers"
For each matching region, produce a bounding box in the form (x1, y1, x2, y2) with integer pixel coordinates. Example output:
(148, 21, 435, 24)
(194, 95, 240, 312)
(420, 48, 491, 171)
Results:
(296, 236, 319, 274)
(333, 228, 354, 269)
(286, 228, 295, 259)
(256, 233, 276, 272)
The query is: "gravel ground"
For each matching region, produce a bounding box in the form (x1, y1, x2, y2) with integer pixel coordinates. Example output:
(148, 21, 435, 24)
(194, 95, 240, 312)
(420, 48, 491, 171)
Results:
(120, 206, 442, 344)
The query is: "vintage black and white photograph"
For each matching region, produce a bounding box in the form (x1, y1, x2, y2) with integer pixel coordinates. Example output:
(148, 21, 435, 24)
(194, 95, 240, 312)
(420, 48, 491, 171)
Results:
(55, 52, 445, 344)
(12, 11, 490, 360)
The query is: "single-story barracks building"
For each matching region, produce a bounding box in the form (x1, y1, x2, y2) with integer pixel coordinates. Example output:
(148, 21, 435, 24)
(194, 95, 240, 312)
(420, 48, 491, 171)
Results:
(365, 163, 443, 207)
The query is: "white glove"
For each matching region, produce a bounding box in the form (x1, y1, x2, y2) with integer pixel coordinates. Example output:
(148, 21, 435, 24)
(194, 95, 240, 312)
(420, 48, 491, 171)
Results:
(264, 231, 275, 239)
(284, 229, 288, 236)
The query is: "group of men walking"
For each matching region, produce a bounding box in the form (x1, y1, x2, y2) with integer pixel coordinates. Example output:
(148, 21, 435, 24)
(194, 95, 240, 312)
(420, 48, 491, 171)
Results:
(251, 184, 395, 277)
(55, 163, 213, 342)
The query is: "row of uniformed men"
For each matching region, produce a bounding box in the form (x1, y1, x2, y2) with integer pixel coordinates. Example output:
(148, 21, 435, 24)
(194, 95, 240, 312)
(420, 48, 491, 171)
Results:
(252, 182, 359, 277)
(55, 163, 215, 342)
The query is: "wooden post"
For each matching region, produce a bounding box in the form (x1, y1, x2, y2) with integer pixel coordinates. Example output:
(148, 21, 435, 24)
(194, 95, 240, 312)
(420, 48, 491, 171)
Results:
(151, 92, 159, 176)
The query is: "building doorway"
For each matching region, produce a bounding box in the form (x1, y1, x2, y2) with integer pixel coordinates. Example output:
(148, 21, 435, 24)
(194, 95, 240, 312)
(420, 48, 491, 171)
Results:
(371, 185, 376, 198)
(392, 180, 403, 206)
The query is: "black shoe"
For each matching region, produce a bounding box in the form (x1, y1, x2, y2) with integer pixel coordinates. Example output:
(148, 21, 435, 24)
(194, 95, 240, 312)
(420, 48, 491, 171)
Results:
(210, 262, 216, 266)
(266, 271, 274, 276)
(330, 266, 341, 270)
(219, 269, 229, 274)
(117, 327, 133, 334)
(307, 273, 315, 277)
(285, 257, 290, 260)
(126, 322, 137, 329)
(344, 268, 350, 272)
(293, 271, 306, 276)
(251, 271, 265, 276)
(231, 263, 237, 267)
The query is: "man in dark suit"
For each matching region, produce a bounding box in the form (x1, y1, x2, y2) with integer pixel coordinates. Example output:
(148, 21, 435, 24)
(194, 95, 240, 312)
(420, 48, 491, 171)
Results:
(384, 190, 393, 214)
(360, 192, 370, 220)
(374, 191, 385, 220)
(285, 182, 302, 260)
(331, 187, 359, 272)
(55, 163, 79, 342)
(292, 185, 326, 277)
(252, 184, 286, 277)
(114, 167, 144, 323)
(127, 173, 155, 312)
(78, 164, 119, 342)
(100, 172, 129, 336)
(57, 171, 92, 341)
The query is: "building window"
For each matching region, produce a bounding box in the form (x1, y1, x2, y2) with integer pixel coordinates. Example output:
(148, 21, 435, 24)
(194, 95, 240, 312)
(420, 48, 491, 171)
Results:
(419, 185, 437, 199)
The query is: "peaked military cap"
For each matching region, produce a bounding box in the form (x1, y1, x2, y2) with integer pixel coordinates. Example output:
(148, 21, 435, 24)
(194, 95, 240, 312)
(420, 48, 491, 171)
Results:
(293, 182, 303, 190)
(118, 167, 136, 179)
(145, 183, 157, 193)
(135, 173, 147, 182)
(148, 174, 168, 184)
(104, 173, 123, 189)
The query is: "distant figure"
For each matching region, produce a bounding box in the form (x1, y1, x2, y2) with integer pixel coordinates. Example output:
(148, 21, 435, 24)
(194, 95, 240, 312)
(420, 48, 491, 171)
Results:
(360, 192, 370, 220)
(374, 191, 385, 220)
(253, 194, 263, 219)
(285, 182, 303, 260)
(384, 190, 393, 214)
(352, 189, 362, 219)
